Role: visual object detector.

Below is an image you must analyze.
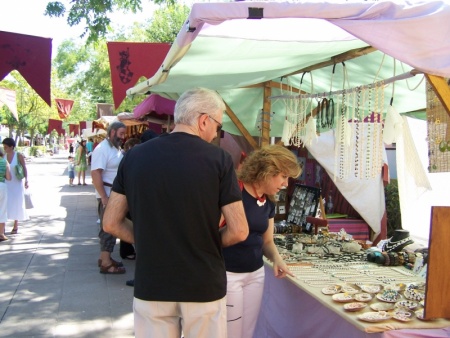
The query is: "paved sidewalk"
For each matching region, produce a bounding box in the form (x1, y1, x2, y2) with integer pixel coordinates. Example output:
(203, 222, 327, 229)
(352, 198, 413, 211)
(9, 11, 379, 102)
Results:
(0, 151, 135, 337)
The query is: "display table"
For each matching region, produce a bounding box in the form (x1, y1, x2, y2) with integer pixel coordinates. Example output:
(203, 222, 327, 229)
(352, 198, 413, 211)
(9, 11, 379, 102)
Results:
(254, 263, 450, 338)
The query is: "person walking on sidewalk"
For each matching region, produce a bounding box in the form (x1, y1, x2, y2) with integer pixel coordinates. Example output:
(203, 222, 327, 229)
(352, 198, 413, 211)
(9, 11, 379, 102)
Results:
(1, 138, 29, 235)
(75, 139, 88, 185)
(67, 156, 75, 187)
(0, 148, 12, 241)
(91, 121, 127, 274)
(86, 138, 94, 165)
(103, 87, 249, 338)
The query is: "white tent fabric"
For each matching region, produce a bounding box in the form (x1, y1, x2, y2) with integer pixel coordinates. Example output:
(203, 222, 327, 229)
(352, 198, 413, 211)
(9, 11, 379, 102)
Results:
(305, 129, 386, 237)
(129, 0, 450, 96)
(396, 117, 450, 242)
(126, 0, 450, 238)
(127, 0, 441, 138)
(81, 128, 106, 139)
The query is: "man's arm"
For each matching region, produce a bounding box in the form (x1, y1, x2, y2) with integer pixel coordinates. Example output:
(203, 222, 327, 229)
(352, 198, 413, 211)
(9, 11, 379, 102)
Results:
(220, 200, 249, 247)
(91, 168, 109, 206)
(103, 191, 134, 243)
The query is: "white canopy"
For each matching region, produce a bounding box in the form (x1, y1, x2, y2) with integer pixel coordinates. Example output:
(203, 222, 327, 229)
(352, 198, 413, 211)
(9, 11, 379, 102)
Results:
(127, 0, 450, 238)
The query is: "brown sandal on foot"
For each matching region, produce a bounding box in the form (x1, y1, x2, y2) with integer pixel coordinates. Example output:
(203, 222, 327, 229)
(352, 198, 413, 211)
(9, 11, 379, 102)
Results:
(10, 228, 18, 235)
(99, 264, 126, 274)
(97, 258, 124, 268)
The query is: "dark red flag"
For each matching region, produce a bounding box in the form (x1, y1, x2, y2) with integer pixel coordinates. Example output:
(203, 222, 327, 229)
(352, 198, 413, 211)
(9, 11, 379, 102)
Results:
(107, 42, 171, 109)
(48, 119, 64, 135)
(0, 31, 52, 106)
(79, 121, 87, 131)
(69, 123, 80, 136)
(55, 98, 74, 119)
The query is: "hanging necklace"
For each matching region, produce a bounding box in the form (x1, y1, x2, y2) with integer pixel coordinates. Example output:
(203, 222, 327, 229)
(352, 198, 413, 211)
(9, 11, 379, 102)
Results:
(252, 185, 266, 206)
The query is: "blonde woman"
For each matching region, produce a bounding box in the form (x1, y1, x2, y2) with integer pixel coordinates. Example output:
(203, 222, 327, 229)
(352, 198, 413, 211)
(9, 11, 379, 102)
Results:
(223, 145, 302, 338)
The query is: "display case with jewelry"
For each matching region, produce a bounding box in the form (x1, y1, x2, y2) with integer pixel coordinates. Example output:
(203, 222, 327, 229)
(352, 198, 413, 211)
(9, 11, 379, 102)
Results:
(286, 184, 321, 233)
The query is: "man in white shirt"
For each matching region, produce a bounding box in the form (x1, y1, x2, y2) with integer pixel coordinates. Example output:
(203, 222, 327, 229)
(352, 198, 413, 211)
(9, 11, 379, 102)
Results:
(91, 121, 127, 274)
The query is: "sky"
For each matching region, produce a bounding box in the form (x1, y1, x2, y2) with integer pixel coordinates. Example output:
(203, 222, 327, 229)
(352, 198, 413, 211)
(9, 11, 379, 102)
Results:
(0, 0, 159, 56)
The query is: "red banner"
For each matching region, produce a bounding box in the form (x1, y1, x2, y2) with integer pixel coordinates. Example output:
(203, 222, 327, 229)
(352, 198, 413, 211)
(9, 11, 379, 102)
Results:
(0, 31, 52, 106)
(47, 119, 65, 136)
(79, 121, 87, 131)
(69, 123, 80, 136)
(107, 42, 171, 109)
(55, 98, 74, 119)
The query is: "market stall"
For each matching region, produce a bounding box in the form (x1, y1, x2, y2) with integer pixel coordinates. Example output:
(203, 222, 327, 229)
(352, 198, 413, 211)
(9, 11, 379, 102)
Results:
(133, 93, 175, 133)
(123, 0, 450, 328)
(254, 262, 450, 338)
(92, 114, 149, 139)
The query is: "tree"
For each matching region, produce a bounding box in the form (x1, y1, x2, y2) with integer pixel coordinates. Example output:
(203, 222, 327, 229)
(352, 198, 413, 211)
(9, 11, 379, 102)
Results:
(143, 4, 190, 43)
(45, 0, 177, 44)
(0, 71, 59, 146)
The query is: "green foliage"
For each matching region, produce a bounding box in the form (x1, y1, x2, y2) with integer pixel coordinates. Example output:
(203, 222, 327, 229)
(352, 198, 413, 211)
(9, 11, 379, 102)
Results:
(385, 179, 402, 237)
(45, 0, 177, 44)
(17, 146, 47, 157)
(0, 72, 59, 146)
(145, 4, 190, 43)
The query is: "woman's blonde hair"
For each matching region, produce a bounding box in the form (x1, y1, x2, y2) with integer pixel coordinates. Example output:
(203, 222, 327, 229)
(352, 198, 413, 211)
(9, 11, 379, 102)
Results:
(237, 145, 302, 186)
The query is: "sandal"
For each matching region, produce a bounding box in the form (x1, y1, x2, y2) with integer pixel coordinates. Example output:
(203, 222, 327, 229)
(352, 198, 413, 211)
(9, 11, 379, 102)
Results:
(97, 258, 123, 268)
(10, 228, 18, 235)
(99, 264, 126, 274)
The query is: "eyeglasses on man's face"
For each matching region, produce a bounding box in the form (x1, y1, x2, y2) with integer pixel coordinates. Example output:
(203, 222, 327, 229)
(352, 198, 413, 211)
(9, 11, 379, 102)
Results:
(208, 115, 223, 133)
(199, 113, 222, 133)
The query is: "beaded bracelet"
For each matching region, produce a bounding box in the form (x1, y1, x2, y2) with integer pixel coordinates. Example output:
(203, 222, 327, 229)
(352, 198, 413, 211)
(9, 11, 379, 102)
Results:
(391, 252, 399, 266)
(383, 252, 390, 266)
(387, 252, 394, 266)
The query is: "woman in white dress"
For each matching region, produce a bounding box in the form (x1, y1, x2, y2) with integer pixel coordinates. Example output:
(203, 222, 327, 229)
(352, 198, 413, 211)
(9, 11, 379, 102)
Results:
(0, 148, 12, 241)
(1, 138, 29, 234)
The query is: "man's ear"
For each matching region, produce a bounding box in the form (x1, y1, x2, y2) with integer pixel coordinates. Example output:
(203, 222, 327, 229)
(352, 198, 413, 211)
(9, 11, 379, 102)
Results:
(198, 114, 208, 131)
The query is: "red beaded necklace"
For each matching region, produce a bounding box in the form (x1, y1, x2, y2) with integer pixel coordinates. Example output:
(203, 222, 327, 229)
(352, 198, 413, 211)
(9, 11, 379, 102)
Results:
(252, 185, 266, 207)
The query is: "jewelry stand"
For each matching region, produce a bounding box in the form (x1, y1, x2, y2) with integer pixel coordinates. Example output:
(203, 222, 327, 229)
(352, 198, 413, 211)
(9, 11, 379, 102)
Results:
(382, 229, 414, 252)
(425, 206, 450, 319)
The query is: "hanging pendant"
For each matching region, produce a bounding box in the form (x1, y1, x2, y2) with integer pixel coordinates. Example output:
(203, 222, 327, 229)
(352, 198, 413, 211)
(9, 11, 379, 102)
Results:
(256, 199, 266, 207)
(252, 185, 266, 207)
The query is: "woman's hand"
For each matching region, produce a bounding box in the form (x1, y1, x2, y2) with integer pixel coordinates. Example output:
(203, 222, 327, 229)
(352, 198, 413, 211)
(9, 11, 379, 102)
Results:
(272, 258, 294, 279)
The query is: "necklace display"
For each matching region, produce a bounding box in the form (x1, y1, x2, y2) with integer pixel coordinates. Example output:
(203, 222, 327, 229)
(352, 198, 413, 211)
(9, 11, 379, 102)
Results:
(426, 79, 450, 173)
(252, 185, 266, 207)
(382, 236, 413, 252)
